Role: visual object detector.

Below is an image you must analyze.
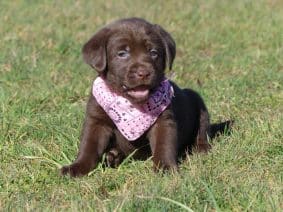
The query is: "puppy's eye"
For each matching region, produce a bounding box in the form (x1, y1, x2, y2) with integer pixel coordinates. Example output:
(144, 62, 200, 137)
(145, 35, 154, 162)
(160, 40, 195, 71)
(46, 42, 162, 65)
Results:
(149, 49, 158, 59)
(117, 50, 130, 59)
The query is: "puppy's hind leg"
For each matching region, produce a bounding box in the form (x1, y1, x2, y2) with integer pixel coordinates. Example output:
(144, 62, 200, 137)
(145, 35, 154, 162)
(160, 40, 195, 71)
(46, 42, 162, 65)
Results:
(195, 109, 211, 153)
(105, 148, 125, 168)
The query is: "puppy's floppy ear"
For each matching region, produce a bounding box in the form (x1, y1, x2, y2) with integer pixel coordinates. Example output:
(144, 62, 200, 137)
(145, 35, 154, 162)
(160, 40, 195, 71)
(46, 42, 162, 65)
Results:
(82, 28, 111, 73)
(154, 25, 176, 70)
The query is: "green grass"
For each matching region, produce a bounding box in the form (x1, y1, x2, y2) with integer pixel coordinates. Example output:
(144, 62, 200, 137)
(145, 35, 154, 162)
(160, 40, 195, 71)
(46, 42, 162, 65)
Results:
(1, 0, 282, 211)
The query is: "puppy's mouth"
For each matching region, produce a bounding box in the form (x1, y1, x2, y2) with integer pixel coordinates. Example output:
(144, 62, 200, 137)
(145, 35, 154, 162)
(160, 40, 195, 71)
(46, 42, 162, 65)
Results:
(122, 85, 151, 103)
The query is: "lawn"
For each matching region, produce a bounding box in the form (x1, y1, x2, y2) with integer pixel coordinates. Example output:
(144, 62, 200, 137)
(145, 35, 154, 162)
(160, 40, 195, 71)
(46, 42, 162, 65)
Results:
(0, 0, 282, 211)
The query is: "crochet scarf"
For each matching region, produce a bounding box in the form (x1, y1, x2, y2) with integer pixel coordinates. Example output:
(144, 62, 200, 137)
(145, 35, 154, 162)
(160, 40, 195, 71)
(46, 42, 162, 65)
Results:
(92, 76, 174, 141)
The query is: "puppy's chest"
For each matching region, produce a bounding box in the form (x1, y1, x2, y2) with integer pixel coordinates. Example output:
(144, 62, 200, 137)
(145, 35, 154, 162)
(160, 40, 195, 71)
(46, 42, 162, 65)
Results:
(112, 127, 150, 149)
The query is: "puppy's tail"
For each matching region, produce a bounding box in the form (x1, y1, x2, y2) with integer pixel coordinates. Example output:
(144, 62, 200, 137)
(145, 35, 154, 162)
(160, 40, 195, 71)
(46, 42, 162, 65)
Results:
(209, 120, 234, 139)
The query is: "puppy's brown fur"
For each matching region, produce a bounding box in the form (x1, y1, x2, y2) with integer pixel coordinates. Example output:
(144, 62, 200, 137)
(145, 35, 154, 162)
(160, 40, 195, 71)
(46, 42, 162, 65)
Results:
(61, 18, 232, 177)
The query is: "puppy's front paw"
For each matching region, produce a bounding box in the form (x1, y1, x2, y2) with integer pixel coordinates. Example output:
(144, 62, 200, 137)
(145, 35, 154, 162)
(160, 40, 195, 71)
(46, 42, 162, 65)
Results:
(60, 163, 89, 177)
(195, 143, 211, 153)
(153, 160, 178, 173)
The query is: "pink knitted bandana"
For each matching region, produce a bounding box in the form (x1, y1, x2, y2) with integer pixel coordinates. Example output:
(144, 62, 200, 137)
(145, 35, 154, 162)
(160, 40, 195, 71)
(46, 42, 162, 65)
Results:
(92, 76, 174, 141)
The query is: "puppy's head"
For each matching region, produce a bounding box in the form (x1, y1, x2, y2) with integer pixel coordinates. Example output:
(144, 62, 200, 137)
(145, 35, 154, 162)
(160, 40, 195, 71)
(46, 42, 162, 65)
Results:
(82, 18, 176, 104)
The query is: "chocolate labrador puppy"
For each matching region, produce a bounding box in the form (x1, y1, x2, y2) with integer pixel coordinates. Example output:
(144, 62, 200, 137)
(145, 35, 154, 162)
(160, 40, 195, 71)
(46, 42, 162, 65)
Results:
(61, 18, 232, 177)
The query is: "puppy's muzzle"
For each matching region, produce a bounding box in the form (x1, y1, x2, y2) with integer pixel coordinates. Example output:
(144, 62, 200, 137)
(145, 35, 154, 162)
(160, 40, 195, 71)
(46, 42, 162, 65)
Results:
(136, 69, 151, 80)
(129, 68, 151, 81)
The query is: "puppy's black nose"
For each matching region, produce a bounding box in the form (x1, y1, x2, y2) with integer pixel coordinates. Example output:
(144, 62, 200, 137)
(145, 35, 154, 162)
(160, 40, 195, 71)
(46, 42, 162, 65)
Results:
(136, 69, 150, 79)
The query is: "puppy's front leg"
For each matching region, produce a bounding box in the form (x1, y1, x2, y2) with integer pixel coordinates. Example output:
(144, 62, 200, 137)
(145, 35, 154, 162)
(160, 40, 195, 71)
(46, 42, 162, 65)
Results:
(148, 108, 178, 172)
(61, 117, 112, 177)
